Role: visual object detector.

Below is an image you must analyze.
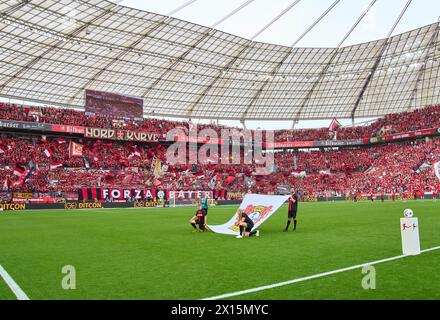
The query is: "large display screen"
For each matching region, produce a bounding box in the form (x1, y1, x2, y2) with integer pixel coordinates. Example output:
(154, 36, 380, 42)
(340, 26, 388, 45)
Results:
(85, 90, 143, 120)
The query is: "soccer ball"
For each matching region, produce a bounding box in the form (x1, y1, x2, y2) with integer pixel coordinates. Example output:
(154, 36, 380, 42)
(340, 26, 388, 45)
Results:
(403, 208, 413, 217)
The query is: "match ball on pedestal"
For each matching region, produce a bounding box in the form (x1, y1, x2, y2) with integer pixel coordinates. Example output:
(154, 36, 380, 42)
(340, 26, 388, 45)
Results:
(403, 208, 413, 217)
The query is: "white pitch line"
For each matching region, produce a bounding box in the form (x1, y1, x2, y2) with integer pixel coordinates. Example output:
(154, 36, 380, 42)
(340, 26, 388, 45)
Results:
(0, 265, 30, 300)
(202, 245, 440, 300)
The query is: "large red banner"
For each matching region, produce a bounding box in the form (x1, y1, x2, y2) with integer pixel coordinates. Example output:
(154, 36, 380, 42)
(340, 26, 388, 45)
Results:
(84, 127, 160, 142)
(51, 124, 85, 134)
(78, 188, 226, 201)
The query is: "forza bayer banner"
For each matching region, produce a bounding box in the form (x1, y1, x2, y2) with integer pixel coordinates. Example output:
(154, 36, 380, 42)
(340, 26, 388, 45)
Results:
(208, 194, 290, 236)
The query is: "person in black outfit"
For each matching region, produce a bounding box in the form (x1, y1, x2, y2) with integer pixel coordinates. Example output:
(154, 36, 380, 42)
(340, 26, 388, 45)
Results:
(235, 209, 259, 238)
(284, 188, 298, 232)
(189, 204, 207, 232)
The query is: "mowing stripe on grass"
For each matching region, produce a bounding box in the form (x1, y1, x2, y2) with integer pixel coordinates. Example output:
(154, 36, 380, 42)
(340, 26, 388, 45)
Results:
(0, 265, 30, 300)
(202, 245, 440, 300)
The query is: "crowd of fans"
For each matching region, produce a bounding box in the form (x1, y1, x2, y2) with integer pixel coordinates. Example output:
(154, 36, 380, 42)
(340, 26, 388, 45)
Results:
(2, 102, 440, 142)
(2, 102, 440, 200)
(271, 104, 440, 142)
(276, 139, 440, 197)
(1, 131, 440, 199)
(0, 102, 238, 140)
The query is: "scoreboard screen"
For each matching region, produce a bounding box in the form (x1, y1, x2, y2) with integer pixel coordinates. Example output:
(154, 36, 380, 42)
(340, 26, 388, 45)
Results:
(85, 90, 143, 120)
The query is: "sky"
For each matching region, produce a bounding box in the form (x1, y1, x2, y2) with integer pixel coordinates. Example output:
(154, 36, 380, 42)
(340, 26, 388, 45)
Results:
(105, 0, 440, 130)
(114, 0, 440, 48)
(3, 1, 439, 130)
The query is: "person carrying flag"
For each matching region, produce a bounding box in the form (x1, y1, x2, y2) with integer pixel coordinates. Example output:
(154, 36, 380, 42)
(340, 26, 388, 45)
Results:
(234, 209, 259, 239)
(189, 204, 207, 232)
(284, 188, 298, 232)
(200, 195, 209, 216)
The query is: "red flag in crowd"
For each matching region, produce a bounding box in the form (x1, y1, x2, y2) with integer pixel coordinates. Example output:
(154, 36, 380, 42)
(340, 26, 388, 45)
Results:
(153, 177, 162, 187)
(44, 147, 53, 157)
(328, 118, 341, 131)
(50, 162, 63, 170)
(226, 176, 236, 185)
(104, 174, 115, 184)
(194, 172, 205, 179)
(13, 166, 26, 176)
(69, 141, 83, 157)
(128, 147, 141, 158)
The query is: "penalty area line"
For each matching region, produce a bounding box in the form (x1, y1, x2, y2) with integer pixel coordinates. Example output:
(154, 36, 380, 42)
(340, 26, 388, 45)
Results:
(0, 265, 30, 300)
(202, 245, 440, 300)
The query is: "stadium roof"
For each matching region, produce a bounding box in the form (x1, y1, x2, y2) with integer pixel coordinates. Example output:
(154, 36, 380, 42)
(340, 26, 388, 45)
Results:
(0, 0, 439, 121)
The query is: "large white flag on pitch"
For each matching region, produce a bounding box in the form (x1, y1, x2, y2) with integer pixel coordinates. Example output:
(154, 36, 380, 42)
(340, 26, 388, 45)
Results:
(434, 161, 440, 181)
(208, 194, 289, 236)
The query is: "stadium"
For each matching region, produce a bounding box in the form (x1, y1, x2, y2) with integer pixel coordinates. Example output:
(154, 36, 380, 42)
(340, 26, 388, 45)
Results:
(1, 0, 440, 304)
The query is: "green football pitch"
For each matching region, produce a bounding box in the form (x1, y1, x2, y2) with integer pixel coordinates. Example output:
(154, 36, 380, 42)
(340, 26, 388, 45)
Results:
(0, 200, 439, 300)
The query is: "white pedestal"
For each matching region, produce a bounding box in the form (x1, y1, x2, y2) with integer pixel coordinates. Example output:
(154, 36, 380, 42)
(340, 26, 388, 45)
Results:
(400, 217, 420, 256)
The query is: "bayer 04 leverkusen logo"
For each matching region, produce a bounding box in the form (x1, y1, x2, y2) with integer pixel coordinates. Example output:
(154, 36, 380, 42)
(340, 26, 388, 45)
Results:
(230, 205, 273, 226)
(243, 205, 273, 224)
(228, 204, 273, 232)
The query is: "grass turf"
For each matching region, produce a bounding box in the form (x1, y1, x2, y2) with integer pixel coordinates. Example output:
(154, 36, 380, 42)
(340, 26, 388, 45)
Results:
(0, 200, 439, 300)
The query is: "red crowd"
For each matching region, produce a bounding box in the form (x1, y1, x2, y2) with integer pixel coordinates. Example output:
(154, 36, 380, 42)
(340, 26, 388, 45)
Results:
(271, 104, 440, 142)
(1, 132, 440, 199)
(2, 102, 440, 142)
(2, 102, 440, 200)
(0, 102, 239, 140)
(275, 139, 440, 197)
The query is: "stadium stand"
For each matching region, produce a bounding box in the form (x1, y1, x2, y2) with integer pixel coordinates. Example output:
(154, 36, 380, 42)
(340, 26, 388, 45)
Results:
(2, 102, 440, 141)
(1, 102, 440, 202)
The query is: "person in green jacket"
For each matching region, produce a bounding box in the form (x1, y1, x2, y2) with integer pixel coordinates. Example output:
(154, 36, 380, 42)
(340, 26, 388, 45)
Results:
(200, 195, 209, 227)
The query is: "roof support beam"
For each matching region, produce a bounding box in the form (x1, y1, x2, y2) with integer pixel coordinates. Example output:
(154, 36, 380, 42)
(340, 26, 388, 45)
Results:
(211, 0, 256, 29)
(185, 42, 253, 117)
(141, 0, 256, 98)
(141, 31, 214, 97)
(69, 16, 173, 105)
(350, 0, 413, 120)
(140, 0, 258, 114)
(250, 0, 302, 41)
(0, 0, 30, 16)
(185, 0, 302, 118)
(0, 0, 118, 92)
(293, 0, 377, 121)
(70, 0, 207, 104)
(242, 0, 340, 120)
(289, 0, 340, 48)
(407, 16, 440, 110)
(166, 0, 200, 16)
